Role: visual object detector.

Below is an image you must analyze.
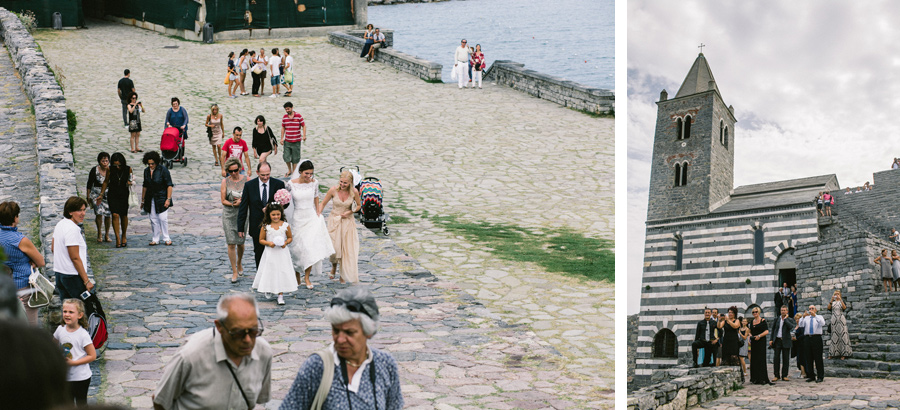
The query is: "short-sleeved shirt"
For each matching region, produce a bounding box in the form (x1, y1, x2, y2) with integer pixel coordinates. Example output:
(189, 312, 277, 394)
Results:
(283, 55, 294, 73)
(52, 218, 87, 276)
(282, 113, 305, 143)
(222, 139, 249, 167)
(154, 327, 273, 410)
(268, 55, 282, 77)
(117, 77, 135, 101)
(54, 325, 93, 381)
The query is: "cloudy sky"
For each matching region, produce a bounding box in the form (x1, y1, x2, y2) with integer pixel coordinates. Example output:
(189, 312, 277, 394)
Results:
(627, 1, 900, 314)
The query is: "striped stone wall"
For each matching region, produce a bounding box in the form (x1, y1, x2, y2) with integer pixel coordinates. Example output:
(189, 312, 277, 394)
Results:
(635, 204, 819, 377)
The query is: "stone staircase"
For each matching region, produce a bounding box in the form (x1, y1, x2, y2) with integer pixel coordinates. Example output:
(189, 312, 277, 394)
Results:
(828, 292, 900, 379)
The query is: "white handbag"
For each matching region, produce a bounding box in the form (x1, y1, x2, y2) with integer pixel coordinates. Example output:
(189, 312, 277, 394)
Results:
(27, 267, 55, 308)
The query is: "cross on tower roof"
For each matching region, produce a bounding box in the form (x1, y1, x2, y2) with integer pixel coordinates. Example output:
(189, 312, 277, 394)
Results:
(698, 43, 706, 54)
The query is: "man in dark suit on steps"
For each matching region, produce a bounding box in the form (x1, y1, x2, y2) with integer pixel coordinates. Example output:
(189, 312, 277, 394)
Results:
(770, 305, 795, 381)
(691, 308, 718, 367)
(237, 162, 286, 268)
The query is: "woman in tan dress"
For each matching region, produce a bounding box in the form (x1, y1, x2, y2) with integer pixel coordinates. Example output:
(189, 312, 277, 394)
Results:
(319, 170, 361, 283)
(205, 104, 225, 166)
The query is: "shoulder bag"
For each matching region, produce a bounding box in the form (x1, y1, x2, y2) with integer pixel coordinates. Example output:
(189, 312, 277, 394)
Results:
(27, 267, 55, 308)
(311, 349, 335, 410)
(206, 115, 213, 142)
(267, 127, 278, 148)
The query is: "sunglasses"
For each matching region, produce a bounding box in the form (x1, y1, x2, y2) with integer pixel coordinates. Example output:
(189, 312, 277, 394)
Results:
(331, 297, 373, 319)
(221, 320, 265, 339)
(228, 168, 240, 173)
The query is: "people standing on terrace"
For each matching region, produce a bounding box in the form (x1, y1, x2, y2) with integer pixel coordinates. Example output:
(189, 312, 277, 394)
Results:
(453, 39, 472, 88)
(892, 158, 899, 170)
(822, 191, 833, 217)
(892, 250, 900, 289)
(471, 44, 485, 89)
(875, 249, 894, 293)
(815, 192, 824, 216)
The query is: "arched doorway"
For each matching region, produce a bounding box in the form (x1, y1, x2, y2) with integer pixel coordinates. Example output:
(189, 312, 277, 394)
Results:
(775, 248, 796, 289)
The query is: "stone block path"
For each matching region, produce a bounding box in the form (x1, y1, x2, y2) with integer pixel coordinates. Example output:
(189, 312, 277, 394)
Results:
(0, 45, 39, 234)
(31, 20, 614, 408)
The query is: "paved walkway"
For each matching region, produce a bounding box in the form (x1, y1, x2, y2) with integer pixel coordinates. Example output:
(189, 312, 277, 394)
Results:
(33, 20, 614, 408)
(0, 45, 39, 233)
(702, 373, 900, 409)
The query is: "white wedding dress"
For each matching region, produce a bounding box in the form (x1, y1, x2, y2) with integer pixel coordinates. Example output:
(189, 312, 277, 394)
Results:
(286, 177, 334, 275)
(252, 223, 298, 294)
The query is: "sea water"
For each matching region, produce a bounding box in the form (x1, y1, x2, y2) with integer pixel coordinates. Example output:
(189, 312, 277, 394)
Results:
(368, 0, 613, 90)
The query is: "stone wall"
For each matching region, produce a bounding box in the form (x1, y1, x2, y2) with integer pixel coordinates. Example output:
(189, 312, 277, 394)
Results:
(484, 60, 614, 115)
(0, 7, 77, 269)
(628, 314, 638, 383)
(327, 30, 442, 82)
(628, 366, 742, 410)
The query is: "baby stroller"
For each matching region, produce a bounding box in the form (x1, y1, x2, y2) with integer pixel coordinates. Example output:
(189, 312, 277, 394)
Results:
(341, 166, 389, 235)
(160, 127, 187, 169)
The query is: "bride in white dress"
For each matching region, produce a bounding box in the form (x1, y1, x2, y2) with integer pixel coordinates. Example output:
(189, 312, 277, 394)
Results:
(285, 159, 334, 289)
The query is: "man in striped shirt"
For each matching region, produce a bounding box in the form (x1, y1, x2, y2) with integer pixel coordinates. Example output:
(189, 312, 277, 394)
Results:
(280, 101, 306, 177)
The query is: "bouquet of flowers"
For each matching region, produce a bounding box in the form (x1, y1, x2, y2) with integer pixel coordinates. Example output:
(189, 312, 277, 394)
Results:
(274, 188, 291, 207)
(272, 236, 286, 247)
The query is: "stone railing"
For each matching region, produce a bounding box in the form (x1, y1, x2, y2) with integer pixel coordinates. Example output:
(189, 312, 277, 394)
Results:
(327, 30, 442, 82)
(628, 366, 742, 410)
(485, 60, 614, 115)
(0, 8, 77, 268)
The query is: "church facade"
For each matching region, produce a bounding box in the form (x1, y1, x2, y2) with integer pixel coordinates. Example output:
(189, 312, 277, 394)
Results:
(634, 53, 860, 378)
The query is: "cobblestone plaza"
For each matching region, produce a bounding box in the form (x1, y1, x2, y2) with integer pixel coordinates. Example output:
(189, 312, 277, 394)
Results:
(12, 20, 615, 408)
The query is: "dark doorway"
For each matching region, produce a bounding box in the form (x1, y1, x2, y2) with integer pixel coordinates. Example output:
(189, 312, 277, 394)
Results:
(778, 268, 796, 289)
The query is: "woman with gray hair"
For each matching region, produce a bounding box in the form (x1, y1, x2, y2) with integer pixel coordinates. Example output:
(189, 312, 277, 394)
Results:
(280, 287, 403, 409)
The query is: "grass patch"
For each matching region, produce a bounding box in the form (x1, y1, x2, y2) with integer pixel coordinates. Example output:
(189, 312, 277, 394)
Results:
(388, 215, 410, 224)
(67, 109, 77, 162)
(572, 106, 613, 118)
(423, 78, 443, 84)
(432, 215, 614, 282)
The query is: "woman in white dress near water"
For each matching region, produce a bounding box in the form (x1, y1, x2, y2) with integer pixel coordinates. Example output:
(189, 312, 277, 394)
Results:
(285, 160, 335, 289)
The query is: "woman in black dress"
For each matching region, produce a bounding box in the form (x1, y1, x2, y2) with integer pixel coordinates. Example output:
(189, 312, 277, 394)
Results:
(98, 152, 133, 248)
(749, 307, 773, 385)
(722, 306, 742, 380)
(251, 115, 277, 164)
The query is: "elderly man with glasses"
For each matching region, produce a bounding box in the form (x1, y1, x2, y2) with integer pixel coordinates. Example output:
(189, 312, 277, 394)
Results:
(280, 287, 404, 410)
(153, 293, 273, 410)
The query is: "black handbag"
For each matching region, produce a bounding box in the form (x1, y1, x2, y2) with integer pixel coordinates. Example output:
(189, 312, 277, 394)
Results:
(206, 115, 214, 142)
(268, 127, 278, 147)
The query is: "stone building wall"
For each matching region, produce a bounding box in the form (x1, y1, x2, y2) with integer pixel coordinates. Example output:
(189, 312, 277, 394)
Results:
(484, 60, 613, 115)
(636, 204, 819, 377)
(646, 91, 732, 221)
(0, 8, 77, 269)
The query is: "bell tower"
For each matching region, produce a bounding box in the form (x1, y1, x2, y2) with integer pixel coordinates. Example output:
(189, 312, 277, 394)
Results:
(646, 53, 737, 221)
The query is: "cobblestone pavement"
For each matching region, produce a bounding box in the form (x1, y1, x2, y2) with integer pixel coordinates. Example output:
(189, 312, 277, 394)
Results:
(701, 365, 900, 409)
(34, 20, 614, 408)
(0, 45, 39, 236)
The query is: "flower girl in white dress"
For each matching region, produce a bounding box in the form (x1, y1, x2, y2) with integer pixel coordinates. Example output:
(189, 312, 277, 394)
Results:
(252, 203, 296, 305)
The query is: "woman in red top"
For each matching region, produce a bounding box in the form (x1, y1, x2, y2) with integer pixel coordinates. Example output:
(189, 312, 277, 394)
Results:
(471, 44, 485, 89)
(823, 191, 833, 217)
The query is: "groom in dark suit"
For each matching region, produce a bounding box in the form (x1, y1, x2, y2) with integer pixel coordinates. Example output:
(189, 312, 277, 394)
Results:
(770, 305, 796, 381)
(237, 162, 287, 268)
(691, 308, 718, 367)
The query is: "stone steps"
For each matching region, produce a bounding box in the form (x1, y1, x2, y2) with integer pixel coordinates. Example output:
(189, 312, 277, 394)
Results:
(827, 366, 900, 379)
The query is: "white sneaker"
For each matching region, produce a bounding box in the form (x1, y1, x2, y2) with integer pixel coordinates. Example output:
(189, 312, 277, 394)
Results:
(277, 295, 285, 305)
(264, 292, 272, 299)
(269, 94, 277, 98)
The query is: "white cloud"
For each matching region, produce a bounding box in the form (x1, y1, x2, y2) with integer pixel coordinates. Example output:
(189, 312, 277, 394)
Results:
(627, 1, 900, 314)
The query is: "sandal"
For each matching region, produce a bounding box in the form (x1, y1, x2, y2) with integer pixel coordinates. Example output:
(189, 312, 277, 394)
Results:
(149, 241, 158, 246)
(165, 241, 173, 246)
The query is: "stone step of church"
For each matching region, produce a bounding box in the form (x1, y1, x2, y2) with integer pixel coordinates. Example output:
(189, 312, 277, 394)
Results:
(828, 358, 900, 372)
(850, 334, 900, 343)
(849, 350, 900, 362)
(826, 366, 900, 379)
(848, 343, 900, 353)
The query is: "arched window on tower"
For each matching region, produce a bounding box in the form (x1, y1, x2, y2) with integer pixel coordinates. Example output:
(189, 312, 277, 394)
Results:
(684, 115, 692, 139)
(723, 126, 729, 148)
(719, 120, 727, 146)
(753, 228, 765, 265)
(653, 329, 678, 358)
(675, 234, 684, 271)
(676, 118, 684, 140)
(674, 162, 688, 187)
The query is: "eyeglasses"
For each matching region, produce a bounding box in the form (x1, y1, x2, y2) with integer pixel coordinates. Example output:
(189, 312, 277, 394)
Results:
(228, 169, 240, 173)
(221, 321, 264, 339)
(331, 297, 372, 319)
